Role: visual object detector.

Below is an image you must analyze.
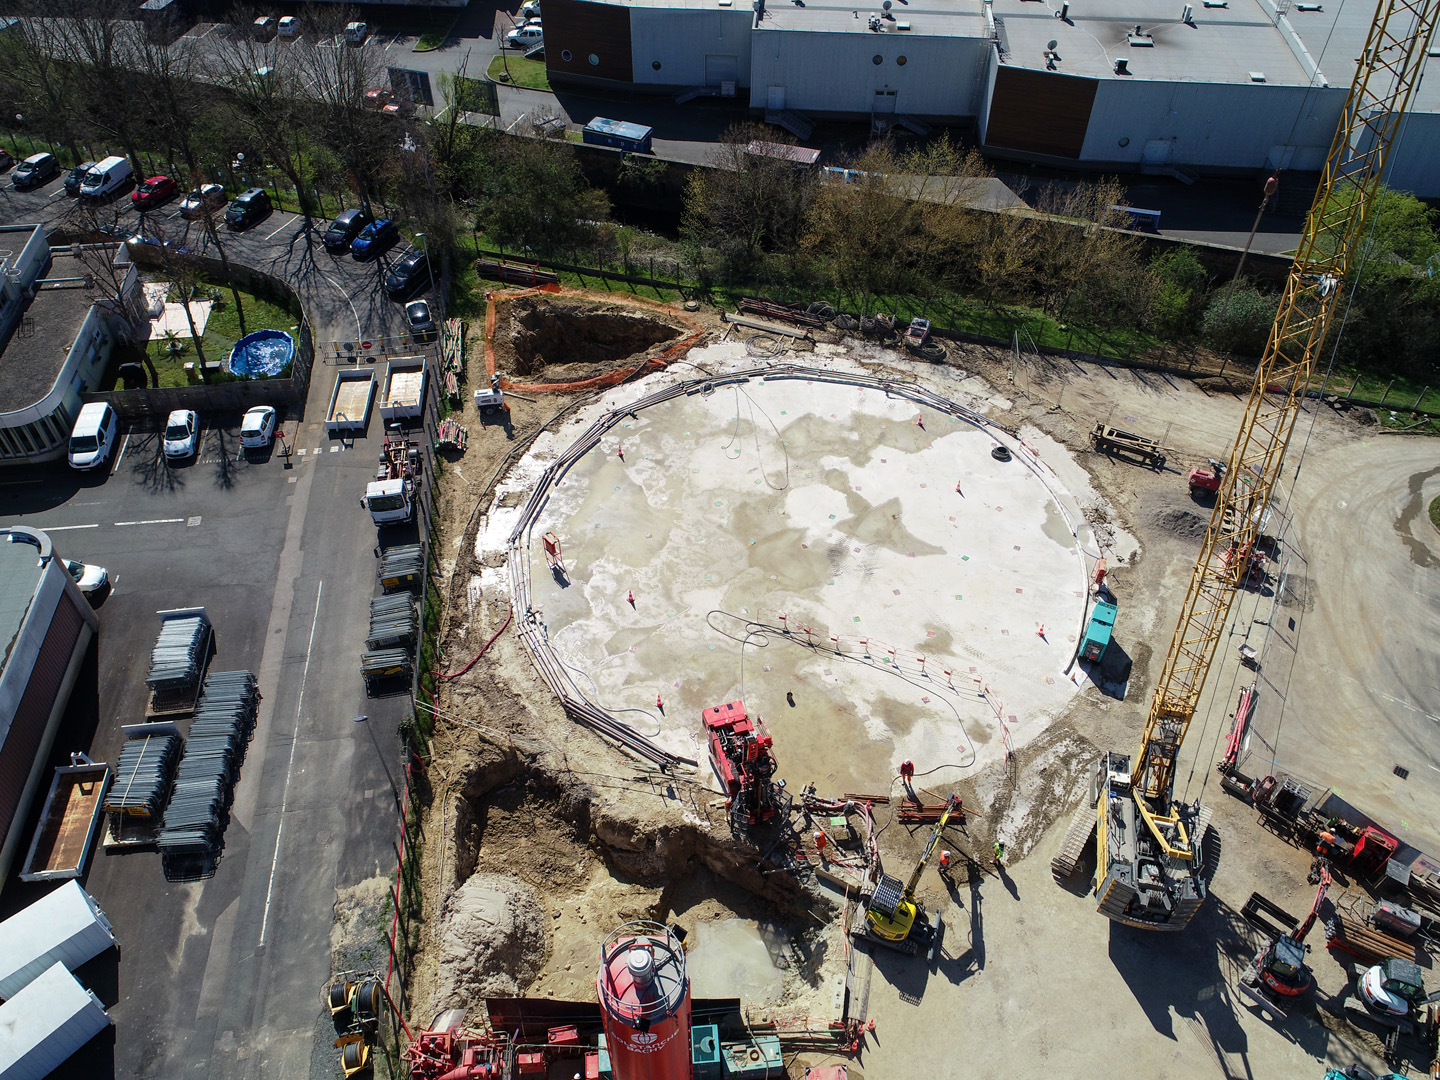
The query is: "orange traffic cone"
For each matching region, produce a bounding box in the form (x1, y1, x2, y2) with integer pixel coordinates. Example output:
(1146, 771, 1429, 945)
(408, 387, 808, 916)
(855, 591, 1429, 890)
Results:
(1037, 624, 1047, 639)
(656, 693, 664, 712)
(915, 415, 925, 430)
(955, 480, 963, 495)
(618, 442, 624, 460)
(626, 590, 635, 607)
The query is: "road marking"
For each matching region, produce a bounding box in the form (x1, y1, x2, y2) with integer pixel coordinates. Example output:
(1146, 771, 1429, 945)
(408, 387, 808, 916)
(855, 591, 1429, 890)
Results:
(42, 523, 100, 531)
(188, 516, 203, 527)
(112, 432, 131, 474)
(318, 270, 363, 340)
(263, 216, 293, 241)
(114, 517, 184, 526)
(258, 579, 323, 949)
(330, 445, 339, 453)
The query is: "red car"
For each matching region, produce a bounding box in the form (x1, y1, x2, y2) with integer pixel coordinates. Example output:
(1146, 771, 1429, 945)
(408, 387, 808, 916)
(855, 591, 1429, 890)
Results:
(131, 175, 177, 209)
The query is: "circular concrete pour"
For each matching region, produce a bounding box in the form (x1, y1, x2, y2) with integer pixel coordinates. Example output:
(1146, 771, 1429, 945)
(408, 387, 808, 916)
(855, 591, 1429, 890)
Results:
(512, 367, 1090, 796)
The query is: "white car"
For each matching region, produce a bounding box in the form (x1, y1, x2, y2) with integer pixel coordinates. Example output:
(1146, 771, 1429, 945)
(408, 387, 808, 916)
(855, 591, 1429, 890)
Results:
(506, 25, 543, 47)
(345, 20, 368, 44)
(163, 409, 199, 459)
(240, 405, 278, 449)
(521, 0, 541, 17)
(65, 560, 109, 596)
(278, 15, 300, 38)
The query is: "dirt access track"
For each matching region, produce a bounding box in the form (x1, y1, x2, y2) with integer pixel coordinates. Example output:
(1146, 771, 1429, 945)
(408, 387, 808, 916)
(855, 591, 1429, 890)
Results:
(409, 288, 1440, 1080)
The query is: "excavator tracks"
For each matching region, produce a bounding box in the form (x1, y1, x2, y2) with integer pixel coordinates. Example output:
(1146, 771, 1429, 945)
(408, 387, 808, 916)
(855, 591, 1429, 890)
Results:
(1051, 803, 1098, 882)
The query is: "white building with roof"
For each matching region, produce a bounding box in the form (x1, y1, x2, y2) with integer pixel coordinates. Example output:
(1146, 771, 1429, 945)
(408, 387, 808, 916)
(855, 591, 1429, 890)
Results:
(540, 0, 1440, 195)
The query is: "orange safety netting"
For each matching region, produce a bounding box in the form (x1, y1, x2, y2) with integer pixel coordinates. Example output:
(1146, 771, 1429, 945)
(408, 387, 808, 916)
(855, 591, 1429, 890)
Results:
(483, 284, 705, 394)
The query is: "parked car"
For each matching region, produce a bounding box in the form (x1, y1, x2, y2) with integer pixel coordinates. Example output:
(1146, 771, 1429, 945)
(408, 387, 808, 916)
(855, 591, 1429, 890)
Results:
(385, 247, 431, 296)
(344, 20, 368, 44)
(163, 409, 199, 460)
(79, 155, 133, 199)
(405, 299, 437, 342)
(323, 208, 373, 254)
(521, 0, 542, 17)
(240, 405, 278, 449)
(131, 174, 177, 209)
(0, 149, 12, 172)
(11, 152, 59, 190)
(179, 183, 227, 219)
(278, 15, 300, 37)
(225, 187, 272, 229)
(64, 160, 97, 197)
(505, 24, 543, 47)
(364, 88, 393, 109)
(350, 218, 398, 259)
(67, 402, 118, 471)
(64, 560, 109, 596)
(253, 15, 277, 38)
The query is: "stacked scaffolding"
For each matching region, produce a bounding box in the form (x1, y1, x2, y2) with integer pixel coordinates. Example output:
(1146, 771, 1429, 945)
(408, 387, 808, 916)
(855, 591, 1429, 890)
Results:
(145, 608, 214, 717)
(104, 733, 181, 824)
(157, 671, 259, 867)
(378, 544, 424, 592)
(367, 594, 418, 650)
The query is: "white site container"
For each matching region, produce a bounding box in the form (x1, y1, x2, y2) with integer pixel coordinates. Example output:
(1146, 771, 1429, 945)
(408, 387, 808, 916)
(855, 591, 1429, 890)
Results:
(0, 880, 118, 1000)
(0, 962, 110, 1079)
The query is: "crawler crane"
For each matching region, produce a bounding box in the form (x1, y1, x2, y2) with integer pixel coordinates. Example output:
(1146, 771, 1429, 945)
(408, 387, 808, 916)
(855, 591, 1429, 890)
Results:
(1052, 0, 1440, 929)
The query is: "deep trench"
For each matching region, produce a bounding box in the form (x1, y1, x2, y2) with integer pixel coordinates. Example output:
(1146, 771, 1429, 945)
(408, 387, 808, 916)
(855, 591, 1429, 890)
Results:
(505, 299, 682, 376)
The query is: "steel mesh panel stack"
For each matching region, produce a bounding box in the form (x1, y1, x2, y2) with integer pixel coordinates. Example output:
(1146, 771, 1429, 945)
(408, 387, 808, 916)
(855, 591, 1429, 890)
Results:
(367, 594, 418, 650)
(146, 611, 212, 691)
(157, 671, 260, 858)
(377, 544, 423, 592)
(104, 733, 182, 821)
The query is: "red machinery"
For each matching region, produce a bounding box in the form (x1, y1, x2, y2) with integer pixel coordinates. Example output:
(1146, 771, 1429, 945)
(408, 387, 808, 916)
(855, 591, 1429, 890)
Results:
(703, 701, 778, 828)
(405, 1027, 504, 1080)
(542, 531, 566, 575)
(597, 921, 692, 1080)
(1237, 865, 1331, 1019)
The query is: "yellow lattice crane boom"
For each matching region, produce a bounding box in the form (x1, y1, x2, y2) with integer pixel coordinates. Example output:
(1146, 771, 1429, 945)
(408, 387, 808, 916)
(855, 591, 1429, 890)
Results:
(1078, 0, 1440, 931)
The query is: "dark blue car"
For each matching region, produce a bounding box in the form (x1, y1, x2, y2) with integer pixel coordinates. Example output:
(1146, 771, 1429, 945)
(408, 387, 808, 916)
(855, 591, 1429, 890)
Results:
(350, 218, 398, 259)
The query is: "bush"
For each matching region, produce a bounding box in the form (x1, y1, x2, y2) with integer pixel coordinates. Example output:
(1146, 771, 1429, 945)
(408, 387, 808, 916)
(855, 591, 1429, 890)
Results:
(1148, 249, 1208, 336)
(1202, 282, 1277, 357)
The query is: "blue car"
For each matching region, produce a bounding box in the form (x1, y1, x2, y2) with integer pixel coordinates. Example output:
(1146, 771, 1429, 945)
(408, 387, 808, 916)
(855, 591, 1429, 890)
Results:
(350, 218, 398, 259)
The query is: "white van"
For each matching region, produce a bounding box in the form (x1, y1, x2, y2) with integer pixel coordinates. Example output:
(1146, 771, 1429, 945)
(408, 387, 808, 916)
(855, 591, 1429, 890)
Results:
(68, 402, 118, 471)
(79, 155, 133, 200)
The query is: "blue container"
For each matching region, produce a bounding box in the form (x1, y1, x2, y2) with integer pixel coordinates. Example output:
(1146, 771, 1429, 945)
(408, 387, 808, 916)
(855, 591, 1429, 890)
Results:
(582, 117, 653, 154)
(692, 1025, 721, 1080)
(721, 1036, 782, 1077)
(227, 328, 295, 378)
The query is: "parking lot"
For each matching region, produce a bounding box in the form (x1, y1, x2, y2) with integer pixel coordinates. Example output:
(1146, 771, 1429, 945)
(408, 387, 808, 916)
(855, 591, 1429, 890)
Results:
(0, 174, 435, 1077)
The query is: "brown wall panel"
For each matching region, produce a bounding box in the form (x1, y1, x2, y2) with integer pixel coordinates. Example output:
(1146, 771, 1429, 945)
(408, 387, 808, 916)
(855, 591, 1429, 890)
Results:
(544, 0, 634, 83)
(986, 67, 1098, 159)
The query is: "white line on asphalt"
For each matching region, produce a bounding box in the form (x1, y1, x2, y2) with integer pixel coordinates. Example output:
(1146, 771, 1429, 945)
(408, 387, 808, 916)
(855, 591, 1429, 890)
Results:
(112, 432, 131, 474)
(41, 523, 100, 531)
(318, 270, 363, 340)
(114, 517, 185, 525)
(263, 216, 294, 241)
(258, 579, 323, 949)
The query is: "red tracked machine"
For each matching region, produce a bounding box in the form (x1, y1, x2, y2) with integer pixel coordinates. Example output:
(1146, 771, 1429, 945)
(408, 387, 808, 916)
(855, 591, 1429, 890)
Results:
(702, 701, 778, 829)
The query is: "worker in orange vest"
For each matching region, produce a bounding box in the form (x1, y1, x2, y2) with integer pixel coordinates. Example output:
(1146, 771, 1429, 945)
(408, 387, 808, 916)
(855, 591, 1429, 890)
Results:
(814, 830, 827, 861)
(938, 849, 952, 880)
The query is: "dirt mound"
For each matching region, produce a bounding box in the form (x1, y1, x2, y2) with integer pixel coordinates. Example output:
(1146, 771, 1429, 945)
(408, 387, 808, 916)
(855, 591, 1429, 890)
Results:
(500, 297, 681, 378)
(1146, 505, 1208, 539)
(432, 873, 548, 1011)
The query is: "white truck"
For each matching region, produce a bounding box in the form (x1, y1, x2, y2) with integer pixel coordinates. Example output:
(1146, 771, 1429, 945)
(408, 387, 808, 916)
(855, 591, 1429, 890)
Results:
(362, 425, 420, 526)
(379, 357, 428, 424)
(326, 368, 375, 433)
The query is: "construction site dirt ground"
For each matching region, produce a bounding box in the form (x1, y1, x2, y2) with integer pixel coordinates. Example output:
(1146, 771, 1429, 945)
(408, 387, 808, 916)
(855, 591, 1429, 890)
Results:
(403, 289, 1440, 1079)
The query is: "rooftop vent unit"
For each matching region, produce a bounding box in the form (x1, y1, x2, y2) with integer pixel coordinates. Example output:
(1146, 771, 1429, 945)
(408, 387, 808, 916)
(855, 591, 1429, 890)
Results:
(1249, 70, 1266, 80)
(1056, 1, 1069, 17)
(896, 20, 911, 28)
(1295, 3, 1322, 9)
(1182, 3, 1194, 22)
(1114, 57, 1130, 73)
(1202, 1, 1227, 7)
(1128, 24, 1154, 44)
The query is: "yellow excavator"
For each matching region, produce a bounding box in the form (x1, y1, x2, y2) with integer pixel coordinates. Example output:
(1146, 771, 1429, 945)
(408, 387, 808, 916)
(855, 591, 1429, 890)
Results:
(861, 794, 963, 955)
(1051, 0, 1440, 930)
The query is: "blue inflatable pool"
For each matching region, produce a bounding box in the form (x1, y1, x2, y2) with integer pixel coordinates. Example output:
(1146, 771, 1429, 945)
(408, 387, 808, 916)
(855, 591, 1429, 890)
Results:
(228, 329, 295, 378)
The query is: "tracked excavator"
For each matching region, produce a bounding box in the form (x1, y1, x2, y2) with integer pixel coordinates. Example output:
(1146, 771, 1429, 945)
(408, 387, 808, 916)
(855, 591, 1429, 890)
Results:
(1051, 0, 1440, 930)
(858, 794, 963, 956)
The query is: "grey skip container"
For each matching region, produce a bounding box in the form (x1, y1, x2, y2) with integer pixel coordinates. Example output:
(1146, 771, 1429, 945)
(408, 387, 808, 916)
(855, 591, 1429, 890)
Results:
(0, 962, 111, 1079)
(0, 880, 118, 999)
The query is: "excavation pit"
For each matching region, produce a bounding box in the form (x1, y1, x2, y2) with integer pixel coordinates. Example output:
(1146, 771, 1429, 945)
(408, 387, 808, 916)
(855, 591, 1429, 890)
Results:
(482, 347, 1103, 800)
(494, 295, 684, 380)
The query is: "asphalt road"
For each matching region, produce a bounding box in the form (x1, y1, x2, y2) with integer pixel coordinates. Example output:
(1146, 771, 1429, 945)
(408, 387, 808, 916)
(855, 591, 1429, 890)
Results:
(0, 182, 431, 1077)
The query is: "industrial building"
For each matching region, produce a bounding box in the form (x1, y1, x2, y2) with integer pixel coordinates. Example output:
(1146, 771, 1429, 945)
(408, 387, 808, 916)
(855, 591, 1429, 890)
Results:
(0, 527, 100, 888)
(541, 0, 1440, 196)
(0, 225, 141, 467)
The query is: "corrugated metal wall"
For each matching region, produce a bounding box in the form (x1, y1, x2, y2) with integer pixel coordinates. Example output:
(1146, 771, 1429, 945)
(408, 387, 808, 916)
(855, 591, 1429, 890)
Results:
(630, 8, 754, 87)
(1079, 78, 1342, 172)
(748, 30, 989, 116)
(0, 593, 84, 844)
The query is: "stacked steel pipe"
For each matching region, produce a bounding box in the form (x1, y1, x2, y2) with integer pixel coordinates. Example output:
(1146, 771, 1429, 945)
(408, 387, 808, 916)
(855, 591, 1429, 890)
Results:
(145, 611, 213, 690)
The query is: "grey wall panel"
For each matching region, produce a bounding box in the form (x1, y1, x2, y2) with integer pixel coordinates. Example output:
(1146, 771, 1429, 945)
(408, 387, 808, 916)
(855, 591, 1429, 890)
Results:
(630, 8, 754, 86)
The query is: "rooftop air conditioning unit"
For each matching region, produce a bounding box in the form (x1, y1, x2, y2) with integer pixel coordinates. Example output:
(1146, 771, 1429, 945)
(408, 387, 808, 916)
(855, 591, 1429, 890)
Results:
(1114, 57, 1130, 73)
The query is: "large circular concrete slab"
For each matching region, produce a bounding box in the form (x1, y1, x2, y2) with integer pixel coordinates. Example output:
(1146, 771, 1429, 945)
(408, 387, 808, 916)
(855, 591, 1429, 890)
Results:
(503, 364, 1094, 796)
